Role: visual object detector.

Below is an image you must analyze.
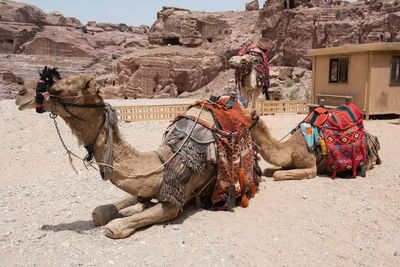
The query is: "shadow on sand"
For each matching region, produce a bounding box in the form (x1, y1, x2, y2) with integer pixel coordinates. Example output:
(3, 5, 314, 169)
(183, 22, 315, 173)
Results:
(40, 220, 97, 234)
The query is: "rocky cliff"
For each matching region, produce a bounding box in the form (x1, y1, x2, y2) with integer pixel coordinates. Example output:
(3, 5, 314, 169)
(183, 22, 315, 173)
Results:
(258, 0, 400, 68)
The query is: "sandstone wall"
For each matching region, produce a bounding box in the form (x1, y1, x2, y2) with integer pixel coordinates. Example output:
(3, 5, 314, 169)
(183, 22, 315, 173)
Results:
(114, 47, 224, 98)
(258, 0, 400, 68)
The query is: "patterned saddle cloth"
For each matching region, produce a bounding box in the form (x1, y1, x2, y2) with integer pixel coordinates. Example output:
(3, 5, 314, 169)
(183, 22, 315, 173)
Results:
(300, 103, 372, 178)
(160, 93, 261, 210)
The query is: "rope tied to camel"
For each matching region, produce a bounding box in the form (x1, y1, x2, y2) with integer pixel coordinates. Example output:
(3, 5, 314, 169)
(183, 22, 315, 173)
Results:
(102, 103, 119, 180)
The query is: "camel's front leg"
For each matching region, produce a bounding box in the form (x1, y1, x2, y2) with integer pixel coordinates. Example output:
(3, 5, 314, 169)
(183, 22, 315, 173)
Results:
(104, 203, 180, 239)
(92, 195, 139, 226)
(273, 165, 317, 181)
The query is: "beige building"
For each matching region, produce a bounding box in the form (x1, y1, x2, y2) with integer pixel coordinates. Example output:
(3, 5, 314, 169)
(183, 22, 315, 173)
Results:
(307, 43, 400, 118)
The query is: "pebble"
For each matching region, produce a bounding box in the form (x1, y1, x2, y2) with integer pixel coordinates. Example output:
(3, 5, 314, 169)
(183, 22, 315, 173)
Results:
(172, 225, 180, 230)
(394, 251, 399, 256)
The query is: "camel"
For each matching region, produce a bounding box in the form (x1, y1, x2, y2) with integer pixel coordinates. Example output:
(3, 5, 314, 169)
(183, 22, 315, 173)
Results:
(15, 73, 262, 239)
(229, 54, 262, 109)
(248, 111, 381, 181)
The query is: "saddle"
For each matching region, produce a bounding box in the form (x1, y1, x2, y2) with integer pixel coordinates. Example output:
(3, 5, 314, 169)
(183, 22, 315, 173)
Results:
(160, 93, 260, 210)
(303, 103, 367, 178)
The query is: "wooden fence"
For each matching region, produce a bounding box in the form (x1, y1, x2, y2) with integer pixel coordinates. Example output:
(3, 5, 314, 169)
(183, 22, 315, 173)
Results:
(114, 100, 308, 122)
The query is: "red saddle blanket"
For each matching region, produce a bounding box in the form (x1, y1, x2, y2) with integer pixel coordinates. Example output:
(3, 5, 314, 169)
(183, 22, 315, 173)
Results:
(304, 102, 363, 130)
(180, 95, 260, 210)
(304, 103, 367, 178)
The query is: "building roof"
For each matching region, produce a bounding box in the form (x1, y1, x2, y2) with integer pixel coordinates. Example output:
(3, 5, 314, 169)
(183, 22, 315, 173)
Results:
(307, 42, 400, 56)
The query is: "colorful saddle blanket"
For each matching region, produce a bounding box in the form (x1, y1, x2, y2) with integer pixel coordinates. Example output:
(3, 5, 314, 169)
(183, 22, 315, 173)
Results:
(304, 102, 363, 130)
(235, 43, 270, 95)
(302, 103, 369, 178)
(161, 93, 260, 210)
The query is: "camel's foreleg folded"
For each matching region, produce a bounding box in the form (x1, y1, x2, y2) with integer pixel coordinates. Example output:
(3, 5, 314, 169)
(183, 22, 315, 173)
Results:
(92, 195, 139, 226)
(273, 165, 317, 181)
(103, 202, 180, 239)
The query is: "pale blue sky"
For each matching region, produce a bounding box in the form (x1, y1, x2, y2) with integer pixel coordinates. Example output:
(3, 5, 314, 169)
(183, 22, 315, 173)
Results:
(20, 0, 268, 26)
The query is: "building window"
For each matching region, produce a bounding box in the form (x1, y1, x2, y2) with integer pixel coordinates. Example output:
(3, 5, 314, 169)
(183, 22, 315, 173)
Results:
(329, 57, 349, 83)
(391, 56, 400, 84)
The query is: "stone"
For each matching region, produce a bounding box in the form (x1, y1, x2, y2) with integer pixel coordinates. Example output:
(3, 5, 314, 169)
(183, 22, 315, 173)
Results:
(245, 0, 260, 11)
(115, 46, 224, 98)
(148, 7, 231, 47)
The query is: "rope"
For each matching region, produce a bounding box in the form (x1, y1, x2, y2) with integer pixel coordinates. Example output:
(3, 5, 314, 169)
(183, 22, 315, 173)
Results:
(51, 101, 206, 180)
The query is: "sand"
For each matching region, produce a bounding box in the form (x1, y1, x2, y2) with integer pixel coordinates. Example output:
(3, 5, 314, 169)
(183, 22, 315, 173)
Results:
(0, 98, 399, 266)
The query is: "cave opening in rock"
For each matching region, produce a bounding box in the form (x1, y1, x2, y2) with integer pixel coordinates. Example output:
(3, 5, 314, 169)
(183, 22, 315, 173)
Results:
(163, 37, 180, 45)
(207, 38, 213, 43)
(6, 39, 14, 44)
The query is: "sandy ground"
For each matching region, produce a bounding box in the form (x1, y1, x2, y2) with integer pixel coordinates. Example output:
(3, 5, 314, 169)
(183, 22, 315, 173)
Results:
(0, 98, 400, 266)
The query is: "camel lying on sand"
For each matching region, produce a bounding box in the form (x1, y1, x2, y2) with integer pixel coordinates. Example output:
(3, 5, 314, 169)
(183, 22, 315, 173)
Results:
(15, 73, 262, 239)
(248, 111, 381, 181)
(229, 54, 262, 109)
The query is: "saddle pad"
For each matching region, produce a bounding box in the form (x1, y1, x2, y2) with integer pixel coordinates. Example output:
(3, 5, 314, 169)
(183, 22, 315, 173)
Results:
(175, 118, 215, 144)
(184, 106, 216, 129)
(325, 102, 363, 129)
(321, 124, 367, 178)
(299, 123, 319, 151)
(305, 102, 363, 130)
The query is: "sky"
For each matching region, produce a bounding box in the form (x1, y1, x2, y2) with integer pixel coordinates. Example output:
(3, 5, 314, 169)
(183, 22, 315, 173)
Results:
(21, 0, 268, 27)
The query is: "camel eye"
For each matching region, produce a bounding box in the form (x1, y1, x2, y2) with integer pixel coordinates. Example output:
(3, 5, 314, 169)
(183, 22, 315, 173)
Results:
(18, 88, 27, 96)
(49, 87, 62, 95)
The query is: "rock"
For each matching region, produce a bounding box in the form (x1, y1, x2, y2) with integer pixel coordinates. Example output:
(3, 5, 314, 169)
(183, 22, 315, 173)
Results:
(19, 26, 95, 57)
(394, 251, 399, 256)
(0, 69, 24, 84)
(45, 11, 81, 27)
(115, 46, 224, 98)
(0, 22, 39, 54)
(278, 67, 293, 80)
(245, 0, 260, 11)
(292, 67, 306, 78)
(258, 0, 400, 68)
(148, 7, 231, 47)
(0, 0, 46, 25)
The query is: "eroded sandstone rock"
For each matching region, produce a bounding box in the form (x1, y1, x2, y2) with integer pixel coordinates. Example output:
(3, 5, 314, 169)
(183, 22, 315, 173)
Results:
(246, 0, 260, 11)
(114, 47, 224, 98)
(148, 7, 231, 47)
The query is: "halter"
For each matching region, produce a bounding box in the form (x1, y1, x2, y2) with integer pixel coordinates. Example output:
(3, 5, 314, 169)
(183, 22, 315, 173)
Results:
(50, 95, 105, 121)
(235, 61, 253, 89)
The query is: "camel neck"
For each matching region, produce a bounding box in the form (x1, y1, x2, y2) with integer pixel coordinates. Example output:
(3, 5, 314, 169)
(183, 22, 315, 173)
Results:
(61, 111, 163, 197)
(250, 119, 290, 166)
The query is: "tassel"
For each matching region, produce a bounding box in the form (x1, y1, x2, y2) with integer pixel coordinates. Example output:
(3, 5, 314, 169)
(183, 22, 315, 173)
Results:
(351, 146, 357, 178)
(241, 195, 249, 207)
(225, 185, 236, 211)
(361, 165, 366, 177)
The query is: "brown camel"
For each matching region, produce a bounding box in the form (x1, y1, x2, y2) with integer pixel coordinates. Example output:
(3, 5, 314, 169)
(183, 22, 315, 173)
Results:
(228, 54, 262, 109)
(15, 74, 261, 239)
(248, 111, 381, 181)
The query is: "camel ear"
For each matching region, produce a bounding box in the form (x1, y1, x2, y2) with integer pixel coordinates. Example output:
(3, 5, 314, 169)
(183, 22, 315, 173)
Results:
(80, 76, 94, 91)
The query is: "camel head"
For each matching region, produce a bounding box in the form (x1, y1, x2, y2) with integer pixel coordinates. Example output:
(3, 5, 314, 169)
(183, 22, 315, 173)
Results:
(15, 82, 38, 110)
(15, 70, 104, 121)
(228, 54, 255, 68)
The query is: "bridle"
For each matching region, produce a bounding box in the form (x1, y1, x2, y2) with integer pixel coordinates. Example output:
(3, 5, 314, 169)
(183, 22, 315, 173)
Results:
(47, 92, 109, 175)
(49, 93, 105, 121)
(235, 61, 253, 89)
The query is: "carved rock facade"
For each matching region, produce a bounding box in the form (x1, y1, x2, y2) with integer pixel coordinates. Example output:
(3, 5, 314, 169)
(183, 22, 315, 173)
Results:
(114, 47, 224, 98)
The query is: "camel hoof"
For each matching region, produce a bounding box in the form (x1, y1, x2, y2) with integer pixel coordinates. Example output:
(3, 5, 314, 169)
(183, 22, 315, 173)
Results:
(263, 168, 278, 177)
(92, 204, 118, 226)
(104, 221, 134, 239)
